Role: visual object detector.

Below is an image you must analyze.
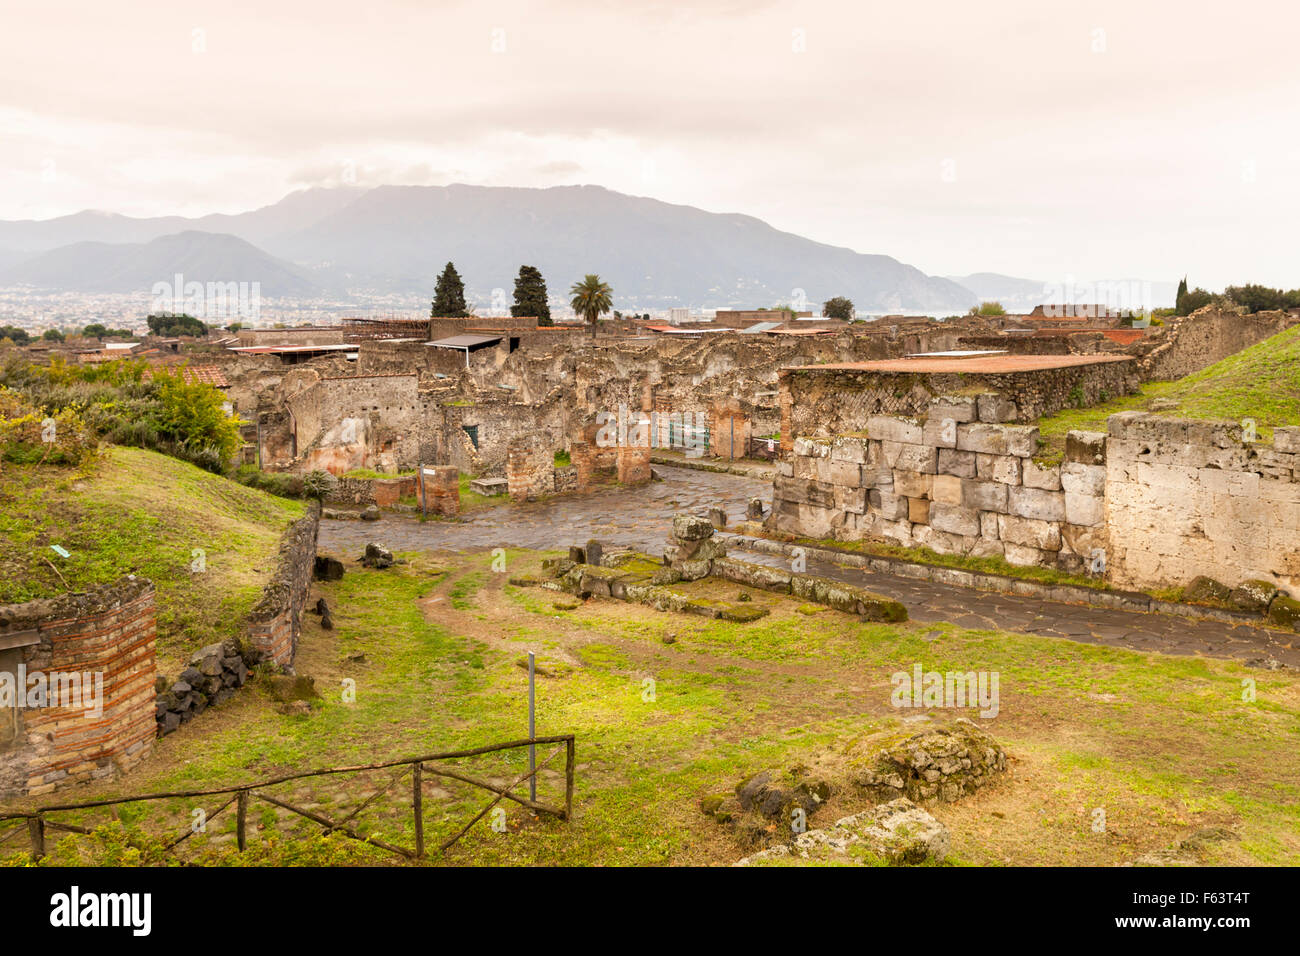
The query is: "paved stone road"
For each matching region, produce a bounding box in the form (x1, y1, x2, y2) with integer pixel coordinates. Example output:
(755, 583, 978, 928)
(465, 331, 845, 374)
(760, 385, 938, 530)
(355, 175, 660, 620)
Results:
(319, 465, 1297, 668)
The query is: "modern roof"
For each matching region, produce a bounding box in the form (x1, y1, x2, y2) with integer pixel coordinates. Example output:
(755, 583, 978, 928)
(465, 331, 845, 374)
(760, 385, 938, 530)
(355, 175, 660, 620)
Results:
(739, 321, 782, 334)
(786, 354, 1133, 374)
(905, 349, 1008, 358)
(764, 327, 836, 336)
(643, 325, 729, 334)
(425, 334, 503, 348)
(228, 343, 355, 354)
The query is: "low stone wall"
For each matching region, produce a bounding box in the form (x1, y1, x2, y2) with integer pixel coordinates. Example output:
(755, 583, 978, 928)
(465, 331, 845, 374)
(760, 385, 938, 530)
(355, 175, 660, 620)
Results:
(0, 578, 157, 799)
(244, 502, 321, 667)
(325, 474, 417, 507)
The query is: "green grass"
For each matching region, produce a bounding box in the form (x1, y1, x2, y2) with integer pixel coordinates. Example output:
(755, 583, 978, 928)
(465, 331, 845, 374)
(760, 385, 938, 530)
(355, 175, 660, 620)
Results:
(16, 549, 1295, 868)
(0, 446, 304, 670)
(1036, 323, 1300, 461)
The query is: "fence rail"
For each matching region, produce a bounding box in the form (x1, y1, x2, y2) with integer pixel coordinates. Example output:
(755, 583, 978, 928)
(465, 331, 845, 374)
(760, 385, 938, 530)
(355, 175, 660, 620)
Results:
(0, 734, 575, 864)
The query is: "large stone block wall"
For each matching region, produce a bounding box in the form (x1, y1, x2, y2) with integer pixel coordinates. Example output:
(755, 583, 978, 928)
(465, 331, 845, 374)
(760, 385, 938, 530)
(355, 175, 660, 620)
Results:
(1106, 414, 1300, 594)
(0, 578, 157, 799)
(244, 502, 321, 667)
(769, 395, 1106, 573)
(772, 401, 1300, 596)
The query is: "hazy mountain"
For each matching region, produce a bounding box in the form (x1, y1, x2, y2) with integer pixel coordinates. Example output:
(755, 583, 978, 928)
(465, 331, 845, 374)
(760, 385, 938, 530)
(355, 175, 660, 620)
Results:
(0, 184, 976, 311)
(0, 187, 365, 258)
(268, 184, 976, 310)
(1, 231, 324, 297)
(948, 272, 1177, 312)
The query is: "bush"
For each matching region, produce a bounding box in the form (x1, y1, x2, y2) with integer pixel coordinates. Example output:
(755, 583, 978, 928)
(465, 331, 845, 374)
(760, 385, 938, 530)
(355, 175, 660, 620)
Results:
(0, 388, 97, 466)
(302, 470, 337, 499)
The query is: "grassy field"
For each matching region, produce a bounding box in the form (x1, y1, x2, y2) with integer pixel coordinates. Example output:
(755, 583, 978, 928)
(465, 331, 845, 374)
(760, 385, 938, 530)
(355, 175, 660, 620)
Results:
(8, 548, 1296, 867)
(0, 446, 304, 672)
(1036, 323, 1300, 461)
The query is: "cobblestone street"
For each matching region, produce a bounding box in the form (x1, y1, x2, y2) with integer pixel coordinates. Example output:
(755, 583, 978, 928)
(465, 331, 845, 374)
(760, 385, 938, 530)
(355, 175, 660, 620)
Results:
(319, 465, 1298, 668)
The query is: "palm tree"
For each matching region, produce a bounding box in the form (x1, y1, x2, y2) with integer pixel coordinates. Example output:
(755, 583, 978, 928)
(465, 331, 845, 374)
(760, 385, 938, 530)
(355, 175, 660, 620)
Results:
(569, 274, 613, 338)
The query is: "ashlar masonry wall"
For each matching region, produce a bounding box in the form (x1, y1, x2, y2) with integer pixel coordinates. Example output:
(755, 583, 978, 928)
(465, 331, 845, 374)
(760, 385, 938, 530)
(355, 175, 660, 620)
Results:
(769, 394, 1107, 573)
(1105, 414, 1300, 595)
(771, 401, 1300, 597)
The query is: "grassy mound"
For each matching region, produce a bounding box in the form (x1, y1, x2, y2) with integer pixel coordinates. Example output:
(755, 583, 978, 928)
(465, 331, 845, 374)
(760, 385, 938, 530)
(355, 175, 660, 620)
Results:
(1038, 322, 1300, 460)
(0, 445, 305, 671)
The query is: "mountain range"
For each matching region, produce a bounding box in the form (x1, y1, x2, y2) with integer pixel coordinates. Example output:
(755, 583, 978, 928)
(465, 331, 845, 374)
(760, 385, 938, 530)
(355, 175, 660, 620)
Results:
(0, 184, 1174, 312)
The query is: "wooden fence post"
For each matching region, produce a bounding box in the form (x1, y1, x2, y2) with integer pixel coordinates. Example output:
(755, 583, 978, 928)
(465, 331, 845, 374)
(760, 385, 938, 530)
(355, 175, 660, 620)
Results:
(236, 790, 248, 852)
(564, 736, 575, 821)
(412, 763, 425, 859)
(28, 814, 45, 861)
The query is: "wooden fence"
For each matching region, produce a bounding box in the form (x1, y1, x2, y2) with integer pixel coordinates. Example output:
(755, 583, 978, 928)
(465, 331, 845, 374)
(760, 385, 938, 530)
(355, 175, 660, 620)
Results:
(0, 734, 575, 864)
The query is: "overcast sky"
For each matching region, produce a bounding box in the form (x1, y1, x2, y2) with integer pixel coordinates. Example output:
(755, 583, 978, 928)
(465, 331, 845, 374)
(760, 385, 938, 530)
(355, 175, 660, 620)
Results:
(2, 0, 1297, 288)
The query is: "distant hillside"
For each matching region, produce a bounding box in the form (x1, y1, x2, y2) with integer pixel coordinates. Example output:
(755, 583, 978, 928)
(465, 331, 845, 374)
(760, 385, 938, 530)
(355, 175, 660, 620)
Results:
(268, 184, 978, 311)
(0, 184, 976, 312)
(0, 230, 326, 297)
(948, 272, 1178, 312)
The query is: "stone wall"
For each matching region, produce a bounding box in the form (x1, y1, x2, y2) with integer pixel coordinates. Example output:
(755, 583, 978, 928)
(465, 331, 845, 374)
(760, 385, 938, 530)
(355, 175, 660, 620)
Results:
(0, 578, 157, 799)
(244, 502, 321, 667)
(768, 395, 1105, 573)
(1133, 307, 1300, 382)
(507, 441, 556, 501)
(771, 400, 1300, 597)
(778, 357, 1136, 448)
(1106, 414, 1300, 594)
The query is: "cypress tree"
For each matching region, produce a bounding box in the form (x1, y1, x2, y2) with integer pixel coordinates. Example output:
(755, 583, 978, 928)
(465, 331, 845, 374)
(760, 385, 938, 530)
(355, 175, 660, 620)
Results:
(431, 262, 468, 317)
(511, 265, 552, 326)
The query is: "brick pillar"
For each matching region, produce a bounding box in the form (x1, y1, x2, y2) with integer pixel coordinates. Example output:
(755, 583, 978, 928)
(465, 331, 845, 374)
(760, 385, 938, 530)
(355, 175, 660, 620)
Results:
(507, 442, 555, 501)
(778, 369, 794, 455)
(570, 441, 594, 492)
(617, 444, 651, 486)
(422, 466, 460, 516)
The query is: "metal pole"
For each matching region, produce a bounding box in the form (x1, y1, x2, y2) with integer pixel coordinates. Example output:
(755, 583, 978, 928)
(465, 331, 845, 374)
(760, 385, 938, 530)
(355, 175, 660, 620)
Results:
(528, 651, 536, 802)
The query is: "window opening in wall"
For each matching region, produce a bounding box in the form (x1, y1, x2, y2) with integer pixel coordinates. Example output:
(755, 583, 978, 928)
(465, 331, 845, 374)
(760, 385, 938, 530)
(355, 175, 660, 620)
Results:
(462, 424, 479, 450)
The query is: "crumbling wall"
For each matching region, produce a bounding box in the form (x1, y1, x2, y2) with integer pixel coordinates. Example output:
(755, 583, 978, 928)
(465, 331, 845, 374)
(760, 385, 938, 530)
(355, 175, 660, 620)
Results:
(244, 502, 321, 666)
(0, 578, 156, 799)
(1134, 308, 1300, 381)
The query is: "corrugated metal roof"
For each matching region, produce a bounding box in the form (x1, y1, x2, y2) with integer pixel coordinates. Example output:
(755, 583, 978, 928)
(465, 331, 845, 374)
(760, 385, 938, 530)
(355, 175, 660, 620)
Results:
(739, 321, 782, 333)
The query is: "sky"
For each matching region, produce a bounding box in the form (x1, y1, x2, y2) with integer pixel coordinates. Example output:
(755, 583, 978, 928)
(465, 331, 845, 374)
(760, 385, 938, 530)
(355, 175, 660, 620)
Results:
(2, 0, 1298, 289)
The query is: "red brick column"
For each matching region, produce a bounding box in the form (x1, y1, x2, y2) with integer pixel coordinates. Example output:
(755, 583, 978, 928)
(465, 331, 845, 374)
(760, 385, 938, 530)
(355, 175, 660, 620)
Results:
(424, 466, 460, 516)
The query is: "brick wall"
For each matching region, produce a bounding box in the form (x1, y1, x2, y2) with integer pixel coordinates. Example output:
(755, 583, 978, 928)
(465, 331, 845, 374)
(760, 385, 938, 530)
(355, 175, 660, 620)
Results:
(1, 578, 156, 799)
